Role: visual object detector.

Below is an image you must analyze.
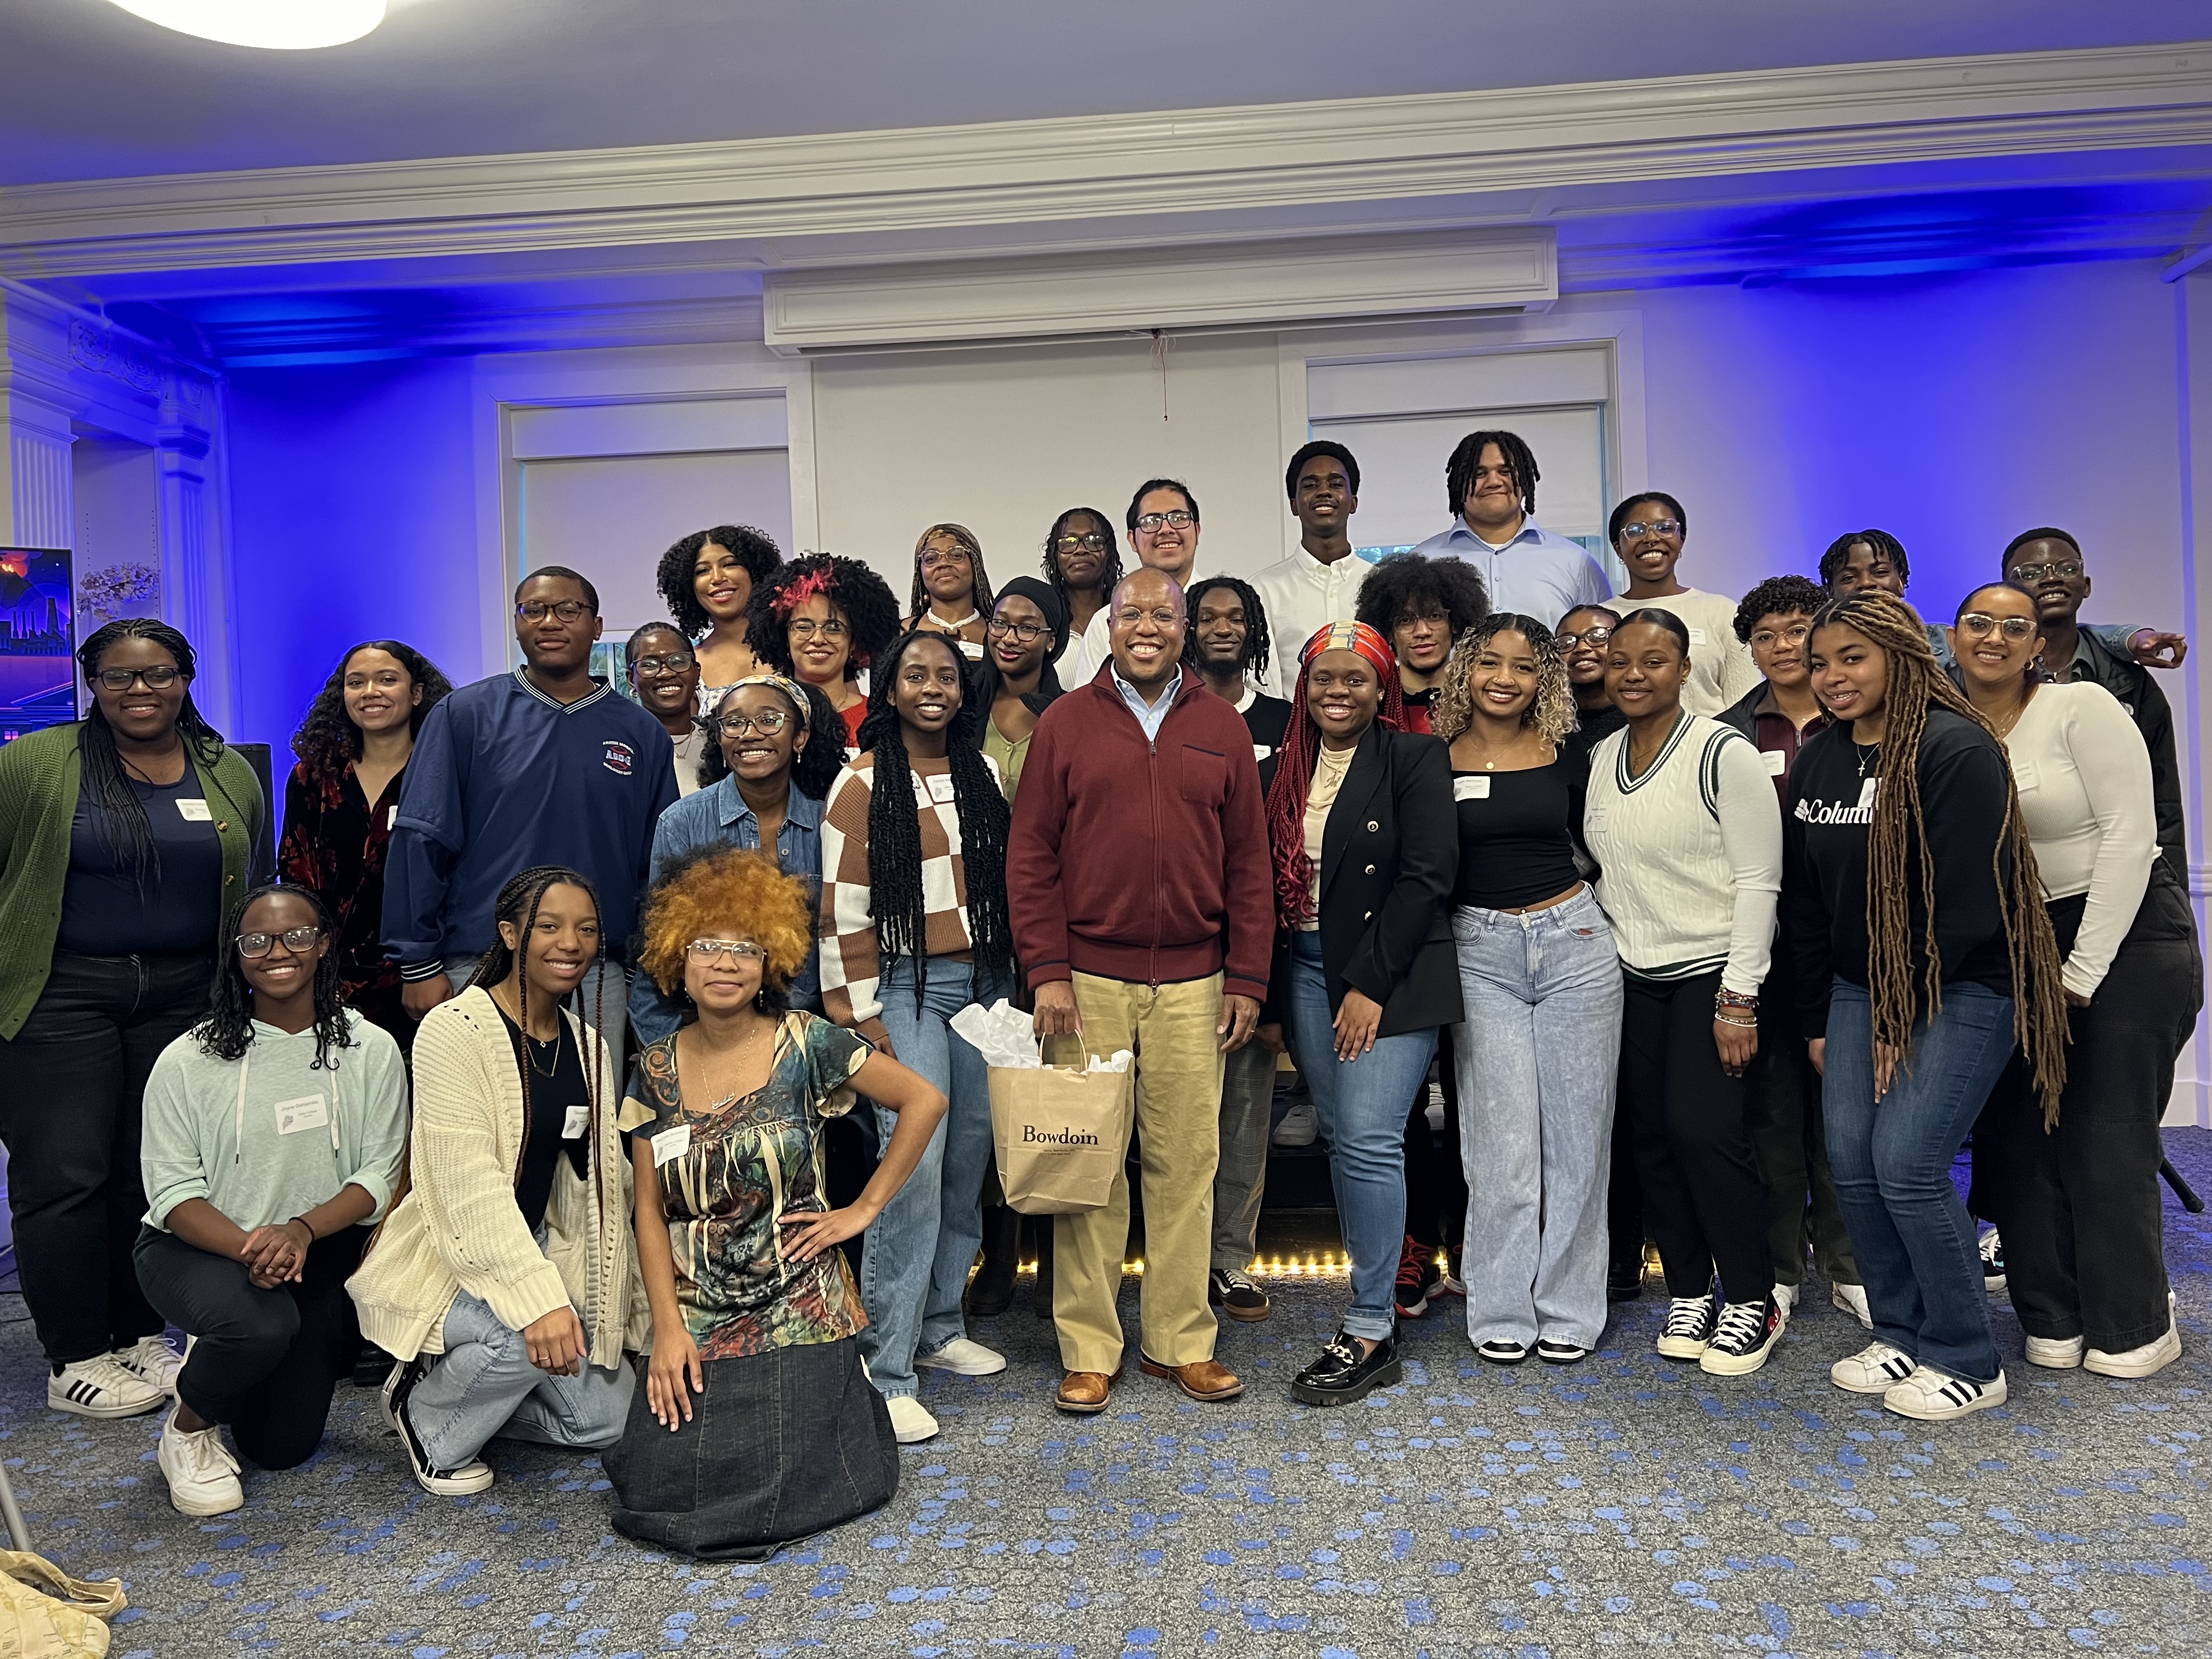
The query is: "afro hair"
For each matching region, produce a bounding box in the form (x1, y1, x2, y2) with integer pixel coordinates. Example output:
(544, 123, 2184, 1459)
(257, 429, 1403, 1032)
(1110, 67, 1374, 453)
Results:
(636, 845, 815, 1006)
(746, 554, 902, 682)
(657, 526, 785, 639)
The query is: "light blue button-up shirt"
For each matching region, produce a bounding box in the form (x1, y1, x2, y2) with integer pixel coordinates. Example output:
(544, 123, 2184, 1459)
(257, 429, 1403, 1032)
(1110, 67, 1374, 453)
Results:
(627, 775, 826, 1043)
(1410, 516, 1612, 625)
(1110, 661, 1179, 744)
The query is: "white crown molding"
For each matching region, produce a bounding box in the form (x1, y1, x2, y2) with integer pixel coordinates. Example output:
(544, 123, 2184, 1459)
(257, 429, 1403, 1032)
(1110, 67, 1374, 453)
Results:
(200, 291, 768, 365)
(1, 42, 2207, 280)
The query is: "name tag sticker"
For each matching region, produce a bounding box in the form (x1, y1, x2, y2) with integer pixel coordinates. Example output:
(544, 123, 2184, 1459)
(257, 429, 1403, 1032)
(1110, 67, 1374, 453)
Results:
(925, 772, 957, 804)
(2011, 759, 2040, 791)
(1453, 775, 1491, 800)
(1688, 627, 1708, 646)
(1252, 744, 1272, 763)
(1762, 749, 1788, 776)
(387, 805, 399, 830)
(1857, 777, 1880, 810)
(562, 1103, 590, 1140)
(958, 641, 984, 660)
(1584, 803, 1607, 834)
(275, 1095, 329, 1136)
(176, 798, 212, 822)
(652, 1124, 692, 1167)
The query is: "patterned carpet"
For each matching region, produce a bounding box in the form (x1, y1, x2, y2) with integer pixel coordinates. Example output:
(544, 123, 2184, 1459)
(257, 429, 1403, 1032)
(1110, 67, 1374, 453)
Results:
(5, 1132, 2211, 1658)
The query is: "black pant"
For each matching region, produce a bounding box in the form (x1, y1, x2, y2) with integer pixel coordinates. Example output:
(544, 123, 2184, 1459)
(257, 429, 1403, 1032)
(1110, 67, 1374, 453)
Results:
(1404, 1028, 1466, 1251)
(1618, 969, 1770, 1303)
(1606, 1084, 1645, 1274)
(1974, 873, 2202, 1351)
(134, 1225, 365, 1470)
(0, 950, 210, 1364)
(1746, 970, 1857, 1287)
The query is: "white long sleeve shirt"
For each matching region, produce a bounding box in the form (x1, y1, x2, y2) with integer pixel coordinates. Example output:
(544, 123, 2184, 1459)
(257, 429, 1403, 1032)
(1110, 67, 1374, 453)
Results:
(1249, 548, 1372, 695)
(1615, 588, 1760, 718)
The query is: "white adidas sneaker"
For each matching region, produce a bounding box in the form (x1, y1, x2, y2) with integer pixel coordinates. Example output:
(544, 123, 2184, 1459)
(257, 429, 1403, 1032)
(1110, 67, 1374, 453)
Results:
(49, 1353, 165, 1419)
(1830, 1341, 1916, 1394)
(1883, 1364, 2007, 1422)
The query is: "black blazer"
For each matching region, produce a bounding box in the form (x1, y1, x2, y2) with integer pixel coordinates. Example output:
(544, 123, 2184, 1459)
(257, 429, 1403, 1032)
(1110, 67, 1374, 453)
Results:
(1272, 724, 1463, 1037)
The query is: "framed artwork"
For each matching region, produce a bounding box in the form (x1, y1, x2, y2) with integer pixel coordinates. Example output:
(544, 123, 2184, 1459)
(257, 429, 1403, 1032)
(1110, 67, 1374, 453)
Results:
(0, 548, 78, 746)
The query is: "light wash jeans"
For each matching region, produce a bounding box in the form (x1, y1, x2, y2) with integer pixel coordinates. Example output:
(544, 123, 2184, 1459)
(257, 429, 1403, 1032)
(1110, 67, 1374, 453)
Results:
(1451, 889, 1622, 1350)
(857, 957, 1005, 1400)
(1284, 930, 1437, 1344)
(409, 1279, 635, 1470)
(1822, 979, 2015, 1385)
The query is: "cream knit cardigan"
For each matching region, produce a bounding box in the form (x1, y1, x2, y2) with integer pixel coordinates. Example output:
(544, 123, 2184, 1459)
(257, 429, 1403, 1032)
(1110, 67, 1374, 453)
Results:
(347, 986, 650, 1368)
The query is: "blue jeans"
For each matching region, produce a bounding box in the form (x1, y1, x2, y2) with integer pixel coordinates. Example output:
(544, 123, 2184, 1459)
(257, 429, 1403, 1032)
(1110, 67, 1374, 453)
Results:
(1822, 980, 2015, 1385)
(1284, 929, 1438, 1343)
(857, 957, 1004, 1398)
(409, 1280, 635, 1470)
(1450, 889, 1622, 1348)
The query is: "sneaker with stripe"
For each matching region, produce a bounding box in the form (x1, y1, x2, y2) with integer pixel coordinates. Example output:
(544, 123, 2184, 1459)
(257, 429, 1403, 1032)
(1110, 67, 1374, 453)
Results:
(1700, 1296, 1784, 1376)
(1883, 1363, 2007, 1421)
(113, 1334, 185, 1395)
(1656, 1294, 1717, 1360)
(48, 1353, 165, 1419)
(380, 1358, 494, 1496)
(1830, 1341, 1917, 1393)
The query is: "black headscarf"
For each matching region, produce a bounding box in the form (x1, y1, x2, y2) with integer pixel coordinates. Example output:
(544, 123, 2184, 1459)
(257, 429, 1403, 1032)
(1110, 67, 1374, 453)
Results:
(970, 574, 1069, 719)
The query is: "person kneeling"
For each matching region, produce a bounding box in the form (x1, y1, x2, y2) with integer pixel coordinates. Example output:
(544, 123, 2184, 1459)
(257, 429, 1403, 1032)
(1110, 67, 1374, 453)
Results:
(605, 848, 947, 1560)
(135, 885, 408, 1515)
(349, 865, 643, 1494)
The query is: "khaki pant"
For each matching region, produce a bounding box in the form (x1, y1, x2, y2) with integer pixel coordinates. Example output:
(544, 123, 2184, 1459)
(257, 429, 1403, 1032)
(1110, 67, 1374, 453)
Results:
(1053, 971, 1226, 1374)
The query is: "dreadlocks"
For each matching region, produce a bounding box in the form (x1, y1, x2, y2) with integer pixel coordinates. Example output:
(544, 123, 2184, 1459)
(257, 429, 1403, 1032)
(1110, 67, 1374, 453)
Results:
(1809, 590, 2067, 1121)
(853, 632, 1017, 1011)
(198, 884, 354, 1069)
(1040, 507, 1124, 617)
(1182, 575, 1273, 684)
(1818, 528, 1911, 590)
(1443, 429, 1541, 520)
(909, 523, 996, 622)
(1263, 627, 1405, 929)
(76, 619, 229, 894)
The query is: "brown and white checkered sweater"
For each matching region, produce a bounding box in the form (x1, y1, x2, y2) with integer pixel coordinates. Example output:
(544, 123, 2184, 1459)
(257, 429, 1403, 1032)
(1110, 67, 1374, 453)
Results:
(817, 753, 998, 1027)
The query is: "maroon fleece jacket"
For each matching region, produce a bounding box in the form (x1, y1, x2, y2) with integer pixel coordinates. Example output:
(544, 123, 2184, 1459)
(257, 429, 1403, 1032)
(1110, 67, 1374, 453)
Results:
(1008, 663, 1273, 1000)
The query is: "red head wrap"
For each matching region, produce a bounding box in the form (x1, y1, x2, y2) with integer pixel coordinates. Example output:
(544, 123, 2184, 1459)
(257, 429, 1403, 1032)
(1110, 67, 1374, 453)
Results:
(1262, 622, 1406, 928)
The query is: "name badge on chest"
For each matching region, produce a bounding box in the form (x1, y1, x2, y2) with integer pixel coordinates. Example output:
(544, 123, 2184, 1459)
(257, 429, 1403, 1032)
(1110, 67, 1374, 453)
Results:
(1453, 775, 1491, 801)
(1762, 749, 1787, 776)
(563, 1103, 590, 1140)
(275, 1095, 329, 1136)
(176, 798, 212, 822)
(652, 1123, 692, 1167)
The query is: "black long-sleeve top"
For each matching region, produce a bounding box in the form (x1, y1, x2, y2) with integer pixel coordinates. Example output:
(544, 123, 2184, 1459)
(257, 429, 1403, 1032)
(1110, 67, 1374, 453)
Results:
(1782, 707, 2014, 1039)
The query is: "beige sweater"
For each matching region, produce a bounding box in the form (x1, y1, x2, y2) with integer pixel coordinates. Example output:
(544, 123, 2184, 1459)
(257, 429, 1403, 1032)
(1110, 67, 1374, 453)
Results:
(347, 986, 649, 1368)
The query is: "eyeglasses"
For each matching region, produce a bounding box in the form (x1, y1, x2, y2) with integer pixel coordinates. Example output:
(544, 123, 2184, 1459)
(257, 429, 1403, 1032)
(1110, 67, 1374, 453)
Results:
(1748, 623, 1812, 650)
(1053, 532, 1107, 552)
(94, 665, 181, 691)
(787, 617, 848, 639)
(2007, 561, 2083, 583)
(714, 709, 790, 736)
(630, 652, 696, 675)
(1394, 611, 1450, 633)
(1554, 627, 1612, 648)
(1133, 510, 1194, 533)
(1956, 613, 2039, 642)
(687, 938, 766, 963)
(918, 549, 970, 569)
(236, 926, 321, 958)
(986, 617, 1051, 644)
(1617, 519, 1683, 541)
(516, 599, 592, 624)
(1114, 607, 1181, 629)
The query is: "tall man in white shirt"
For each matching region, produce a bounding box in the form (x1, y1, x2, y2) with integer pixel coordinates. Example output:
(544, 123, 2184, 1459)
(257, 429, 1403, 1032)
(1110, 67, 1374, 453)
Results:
(1076, 479, 1209, 674)
(1412, 429, 1610, 624)
(1250, 442, 1370, 695)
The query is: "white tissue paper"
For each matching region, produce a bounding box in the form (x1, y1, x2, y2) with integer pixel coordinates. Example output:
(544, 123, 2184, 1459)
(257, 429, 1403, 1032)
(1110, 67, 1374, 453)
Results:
(1088, 1051, 1134, 1074)
(949, 1000, 1042, 1069)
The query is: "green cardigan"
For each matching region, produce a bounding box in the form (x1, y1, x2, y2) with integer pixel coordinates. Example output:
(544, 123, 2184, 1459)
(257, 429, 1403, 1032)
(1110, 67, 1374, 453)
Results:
(0, 724, 267, 1040)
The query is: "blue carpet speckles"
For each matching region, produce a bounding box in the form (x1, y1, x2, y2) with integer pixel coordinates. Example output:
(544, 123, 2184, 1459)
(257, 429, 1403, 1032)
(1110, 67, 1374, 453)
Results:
(5, 1132, 2212, 1653)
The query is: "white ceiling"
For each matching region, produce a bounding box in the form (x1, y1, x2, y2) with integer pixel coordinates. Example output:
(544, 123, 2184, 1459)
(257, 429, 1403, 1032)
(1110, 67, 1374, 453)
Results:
(3, 0, 2209, 187)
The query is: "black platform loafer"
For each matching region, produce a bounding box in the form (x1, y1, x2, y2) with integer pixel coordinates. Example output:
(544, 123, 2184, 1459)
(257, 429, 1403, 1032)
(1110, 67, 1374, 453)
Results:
(1290, 1332, 1402, 1406)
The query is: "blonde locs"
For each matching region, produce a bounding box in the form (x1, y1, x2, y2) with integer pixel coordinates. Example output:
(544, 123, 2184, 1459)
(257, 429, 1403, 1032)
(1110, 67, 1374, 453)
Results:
(1429, 612, 1576, 748)
(1809, 591, 2067, 1122)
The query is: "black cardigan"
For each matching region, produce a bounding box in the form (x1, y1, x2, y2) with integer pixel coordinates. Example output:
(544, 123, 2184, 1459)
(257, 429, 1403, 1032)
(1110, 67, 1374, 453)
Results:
(1270, 724, 1463, 1037)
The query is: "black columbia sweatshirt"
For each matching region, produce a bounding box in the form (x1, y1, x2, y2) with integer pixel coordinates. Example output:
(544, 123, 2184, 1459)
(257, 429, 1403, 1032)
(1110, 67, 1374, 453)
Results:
(1782, 707, 2014, 1037)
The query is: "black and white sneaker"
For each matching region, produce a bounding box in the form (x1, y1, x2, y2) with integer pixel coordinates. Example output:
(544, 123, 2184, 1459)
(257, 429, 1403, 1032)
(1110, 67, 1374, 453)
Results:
(1883, 1364, 2007, 1422)
(1830, 1340, 1917, 1394)
(1700, 1296, 1784, 1376)
(1207, 1267, 1272, 1323)
(1475, 1339, 1530, 1366)
(1978, 1228, 2007, 1294)
(1291, 1333, 1402, 1406)
(1657, 1294, 1718, 1360)
(1535, 1339, 1589, 1365)
(381, 1359, 493, 1496)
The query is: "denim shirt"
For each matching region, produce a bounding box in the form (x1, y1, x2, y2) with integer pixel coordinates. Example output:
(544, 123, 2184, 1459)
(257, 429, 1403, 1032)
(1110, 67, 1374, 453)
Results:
(627, 776, 827, 1044)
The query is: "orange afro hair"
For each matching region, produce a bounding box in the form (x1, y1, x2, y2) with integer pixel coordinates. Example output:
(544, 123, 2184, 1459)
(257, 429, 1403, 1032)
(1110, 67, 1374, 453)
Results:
(637, 846, 814, 997)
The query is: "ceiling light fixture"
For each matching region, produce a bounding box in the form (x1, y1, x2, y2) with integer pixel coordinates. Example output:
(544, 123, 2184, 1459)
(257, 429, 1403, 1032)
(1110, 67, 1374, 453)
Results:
(106, 1, 387, 50)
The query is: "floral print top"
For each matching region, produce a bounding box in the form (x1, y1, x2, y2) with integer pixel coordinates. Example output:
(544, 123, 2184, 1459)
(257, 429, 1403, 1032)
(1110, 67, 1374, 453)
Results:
(278, 759, 405, 1004)
(624, 1013, 873, 1357)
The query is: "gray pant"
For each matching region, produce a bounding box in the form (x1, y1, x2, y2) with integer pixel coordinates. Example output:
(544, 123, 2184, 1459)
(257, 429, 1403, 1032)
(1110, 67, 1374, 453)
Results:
(410, 1283, 635, 1470)
(1211, 1039, 1276, 1272)
(1452, 891, 1623, 1349)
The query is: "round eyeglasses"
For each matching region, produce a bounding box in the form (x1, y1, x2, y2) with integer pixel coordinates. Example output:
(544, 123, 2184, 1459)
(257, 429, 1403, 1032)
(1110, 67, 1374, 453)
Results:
(237, 926, 322, 958)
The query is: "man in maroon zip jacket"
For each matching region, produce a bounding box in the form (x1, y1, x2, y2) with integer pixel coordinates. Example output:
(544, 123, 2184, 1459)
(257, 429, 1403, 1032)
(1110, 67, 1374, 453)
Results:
(1009, 567, 1273, 1414)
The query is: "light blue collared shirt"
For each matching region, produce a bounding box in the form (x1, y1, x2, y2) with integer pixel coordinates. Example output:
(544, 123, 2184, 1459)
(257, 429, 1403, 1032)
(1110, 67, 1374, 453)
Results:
(627, 774, 826, 1044)
(1109, 661, 1179, 744)
(1410, 516, 1612, 626)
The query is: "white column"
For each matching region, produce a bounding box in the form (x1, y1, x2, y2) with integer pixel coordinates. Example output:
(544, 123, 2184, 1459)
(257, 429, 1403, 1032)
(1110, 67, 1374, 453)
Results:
(0, 387, 75, 551)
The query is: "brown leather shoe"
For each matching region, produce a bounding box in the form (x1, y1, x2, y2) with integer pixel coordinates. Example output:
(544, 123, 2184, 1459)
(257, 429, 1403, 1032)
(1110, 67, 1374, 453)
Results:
(1139, 1356, 1245, 1402)
(1054, 1368, 1122, 1414)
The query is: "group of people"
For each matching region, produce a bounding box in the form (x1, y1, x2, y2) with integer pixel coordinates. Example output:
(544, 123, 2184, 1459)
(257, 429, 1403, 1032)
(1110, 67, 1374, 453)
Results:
(0, 422, 2197, 1563)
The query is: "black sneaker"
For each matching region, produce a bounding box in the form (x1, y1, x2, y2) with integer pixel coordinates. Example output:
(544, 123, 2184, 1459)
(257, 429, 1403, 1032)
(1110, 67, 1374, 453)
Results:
(1607, 1256, 1645, 1302)
(1475, 1339, 1530, 1366)
(1535, 1339, 1590, 1365)
(1656, 1294, 1718, 1360)
(1207, 1267, 1273, 1323)
(1290, 1332, 1402, 1406)
(381, 1359, 494, 1497)
(1699, 1295, 1784, 1376)
(1393, 1236, 1441, 1318)
(1978, 1228, 2007, 1294)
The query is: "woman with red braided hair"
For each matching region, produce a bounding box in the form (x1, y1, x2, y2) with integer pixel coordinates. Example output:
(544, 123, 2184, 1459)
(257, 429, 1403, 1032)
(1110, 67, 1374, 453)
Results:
(1262, 622, 1459, 1407)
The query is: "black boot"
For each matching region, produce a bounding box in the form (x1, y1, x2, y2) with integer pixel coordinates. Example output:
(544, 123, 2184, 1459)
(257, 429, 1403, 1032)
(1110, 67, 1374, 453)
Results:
(1031, 1216, 1056, 1319)
(966, 1204, 1020, 1318)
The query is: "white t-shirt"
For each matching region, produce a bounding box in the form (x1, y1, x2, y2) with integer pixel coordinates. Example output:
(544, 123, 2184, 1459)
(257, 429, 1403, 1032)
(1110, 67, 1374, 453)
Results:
(1616, 588, 1759, 718)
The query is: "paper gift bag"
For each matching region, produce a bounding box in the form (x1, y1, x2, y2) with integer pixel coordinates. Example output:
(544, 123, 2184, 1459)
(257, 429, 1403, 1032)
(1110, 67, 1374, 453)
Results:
(988, 1037, 1132, 1215)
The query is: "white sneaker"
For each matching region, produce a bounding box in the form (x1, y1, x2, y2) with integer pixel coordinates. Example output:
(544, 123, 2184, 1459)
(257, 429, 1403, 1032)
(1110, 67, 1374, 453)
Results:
(1773, 1282, 1799, 1317)
(1272, 1100, 1318, 1148)
(157, 1404, 242, 1517)
(1656, 1294, 1717, 1360)
(114, 1334, 185, 1395)
(1830, 1282, 1872, 1330)
(886, 1395, 939, 1443)
(1424, 1080, 1446, 1133)
(915, 1338, 1007, 1376)
(1830, 1341, 1917, 1394)
(2024, 1333, 2085, 1369)
(2084, 1319, 2181, 1379)
(49, 1354, 165, 1419)
(1884, 1364, 2007, 1422)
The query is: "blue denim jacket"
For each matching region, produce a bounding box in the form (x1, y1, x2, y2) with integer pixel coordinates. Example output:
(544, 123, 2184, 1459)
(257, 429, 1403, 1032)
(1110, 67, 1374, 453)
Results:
(627, 776, 826, 1044)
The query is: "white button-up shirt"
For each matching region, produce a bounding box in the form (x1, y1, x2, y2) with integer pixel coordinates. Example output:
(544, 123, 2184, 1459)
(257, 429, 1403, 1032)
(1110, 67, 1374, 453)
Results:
(1249, 547, 1372, 695)
(1410, 516, 1611, 625)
